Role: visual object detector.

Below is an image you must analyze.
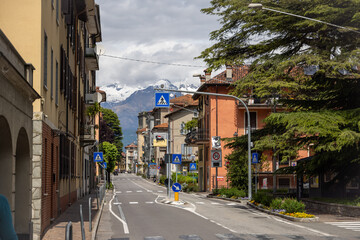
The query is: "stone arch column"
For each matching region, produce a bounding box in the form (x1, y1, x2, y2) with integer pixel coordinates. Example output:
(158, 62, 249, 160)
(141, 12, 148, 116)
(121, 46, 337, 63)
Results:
(15, 128, 31, 235)
(0, 116, 13, 202)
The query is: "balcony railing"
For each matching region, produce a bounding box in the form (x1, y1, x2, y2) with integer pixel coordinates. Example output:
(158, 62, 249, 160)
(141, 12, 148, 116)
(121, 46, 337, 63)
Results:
(85, 46, 99, 70)
(80, 124, 96, 146)
(185, 128, 209, 145)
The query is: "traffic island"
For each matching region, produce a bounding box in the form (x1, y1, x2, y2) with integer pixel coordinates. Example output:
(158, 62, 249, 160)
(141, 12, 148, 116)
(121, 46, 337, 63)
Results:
(247, 202, 319, 222)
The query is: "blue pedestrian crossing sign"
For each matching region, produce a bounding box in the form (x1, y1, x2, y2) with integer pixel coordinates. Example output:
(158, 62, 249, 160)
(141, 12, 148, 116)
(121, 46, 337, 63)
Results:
(155, 92, 170, 108)
(189, 163, 197, 171)
(94, 152, 103, 162)
(172, 183, 182, 192)
(172, 154, 182, 164)
(252, 152, 259, 164)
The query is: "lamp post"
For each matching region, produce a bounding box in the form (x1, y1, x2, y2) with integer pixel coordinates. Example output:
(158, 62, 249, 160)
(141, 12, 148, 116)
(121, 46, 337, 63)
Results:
(155, 88, 253, 199)
(248, 3, 360, 34)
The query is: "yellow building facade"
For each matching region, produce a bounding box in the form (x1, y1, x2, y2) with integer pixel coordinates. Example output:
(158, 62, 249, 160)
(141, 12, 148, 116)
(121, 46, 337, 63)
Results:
(0, 0, 102, 238)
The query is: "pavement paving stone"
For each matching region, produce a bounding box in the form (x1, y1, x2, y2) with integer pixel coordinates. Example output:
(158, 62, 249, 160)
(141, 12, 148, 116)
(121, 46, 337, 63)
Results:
(42, 192, 101, 240)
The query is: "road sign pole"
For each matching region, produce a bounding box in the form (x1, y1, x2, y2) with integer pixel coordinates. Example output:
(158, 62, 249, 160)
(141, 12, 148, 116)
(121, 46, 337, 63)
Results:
(155, 88, 253, 199)
(216, 167, 218, 190)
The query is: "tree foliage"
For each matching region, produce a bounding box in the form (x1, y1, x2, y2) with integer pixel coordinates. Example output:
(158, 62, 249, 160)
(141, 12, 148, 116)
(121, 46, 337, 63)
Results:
(100, 141, 118, 174)
(201, 0, 360, 186)
(100, 108, 123, 161)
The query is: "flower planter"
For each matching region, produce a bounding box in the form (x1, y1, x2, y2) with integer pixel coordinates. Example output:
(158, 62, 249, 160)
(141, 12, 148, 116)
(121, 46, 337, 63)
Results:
(247, 202, 319, 222)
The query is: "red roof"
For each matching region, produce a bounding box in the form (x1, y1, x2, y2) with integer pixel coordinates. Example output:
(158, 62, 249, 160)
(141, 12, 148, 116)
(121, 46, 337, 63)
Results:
(194, 65, 249, 99)
(136, 127, 147, 133)
(125, 143, 137, 148)
(170, 94, 198, 106)
(153, 122, 168, 129)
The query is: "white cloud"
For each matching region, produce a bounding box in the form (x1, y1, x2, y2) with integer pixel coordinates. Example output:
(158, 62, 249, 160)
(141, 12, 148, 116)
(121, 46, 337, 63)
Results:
(96, 0, 220, 88)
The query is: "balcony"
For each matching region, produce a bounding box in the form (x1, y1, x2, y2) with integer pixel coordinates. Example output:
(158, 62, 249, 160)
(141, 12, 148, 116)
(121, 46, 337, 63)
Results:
(80, 124, 96, 146)
(85, 46, 99, 70)
(185, 128, 209, 145)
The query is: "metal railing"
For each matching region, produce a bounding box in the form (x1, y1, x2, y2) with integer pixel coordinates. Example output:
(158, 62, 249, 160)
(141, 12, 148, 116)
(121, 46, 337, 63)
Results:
(185, 128, 210, 144)
(65, 221, 72, 240)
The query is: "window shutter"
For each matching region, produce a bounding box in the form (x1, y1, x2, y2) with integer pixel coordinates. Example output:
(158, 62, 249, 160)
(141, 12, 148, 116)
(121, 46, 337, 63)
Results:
(61, 0, 69, 15)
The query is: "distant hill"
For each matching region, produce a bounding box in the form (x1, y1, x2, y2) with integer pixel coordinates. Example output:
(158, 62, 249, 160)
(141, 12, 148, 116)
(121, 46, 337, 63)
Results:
(100, 79, 198, 149)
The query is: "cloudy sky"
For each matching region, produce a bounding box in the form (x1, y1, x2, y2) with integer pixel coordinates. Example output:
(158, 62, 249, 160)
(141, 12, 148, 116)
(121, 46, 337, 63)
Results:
(96, 0, 220, 89)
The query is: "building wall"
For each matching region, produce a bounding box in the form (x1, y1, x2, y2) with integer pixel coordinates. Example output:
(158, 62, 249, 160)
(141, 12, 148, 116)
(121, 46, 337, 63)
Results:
(0, 30, 39, 237)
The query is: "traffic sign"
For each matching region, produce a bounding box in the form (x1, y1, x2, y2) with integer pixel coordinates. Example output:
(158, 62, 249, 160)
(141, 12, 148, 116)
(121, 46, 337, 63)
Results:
(100, 161, 107, 169)
(172, 154, 182, 164)
(172, 183, 182, 192)
(155, 92, 170, 108)
(189, 163, 197, 171)
(211, 149, 222, 167)
(252, 152, 259, 164)
(93, 152, 103, 162)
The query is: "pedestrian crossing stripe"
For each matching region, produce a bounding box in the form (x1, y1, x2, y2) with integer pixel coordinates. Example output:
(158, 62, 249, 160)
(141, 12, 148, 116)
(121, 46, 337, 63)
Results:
(325, 222, 360, 232)
(157, 95, 168, 105)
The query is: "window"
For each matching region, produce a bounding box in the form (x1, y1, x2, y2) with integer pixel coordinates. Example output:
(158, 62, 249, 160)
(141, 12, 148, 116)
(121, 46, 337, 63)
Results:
(55, 60, 58, 105)
(51, 49, 53, 99)
(44, 32, 48, 89)
(245, 111, 257, 134)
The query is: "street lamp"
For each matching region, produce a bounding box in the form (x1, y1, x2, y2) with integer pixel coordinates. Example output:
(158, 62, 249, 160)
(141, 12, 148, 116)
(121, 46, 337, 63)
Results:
(248, 3, 360, 34)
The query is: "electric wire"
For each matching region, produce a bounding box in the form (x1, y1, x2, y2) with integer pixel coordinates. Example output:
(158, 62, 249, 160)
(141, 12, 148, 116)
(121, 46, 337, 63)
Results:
(101, 54, 206, 68)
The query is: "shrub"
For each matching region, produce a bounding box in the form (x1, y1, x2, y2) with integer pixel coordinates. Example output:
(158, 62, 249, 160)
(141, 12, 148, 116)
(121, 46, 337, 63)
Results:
(159, 175, 167, 185)
(183, 183, 199, 193)
(253, 191, 273, 207)
(214, 187, 246, 198)
(281, 198, 305, 213)
(270, 198, 283, 210)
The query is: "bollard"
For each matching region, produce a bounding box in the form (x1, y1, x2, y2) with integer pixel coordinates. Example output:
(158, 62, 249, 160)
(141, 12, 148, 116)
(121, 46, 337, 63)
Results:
(65, 221, 72, 240)
(174, 192, 179, 201)
(80, 204, 85, 240)
(89, 197, 92, 232)
(96, 189, 99, 209)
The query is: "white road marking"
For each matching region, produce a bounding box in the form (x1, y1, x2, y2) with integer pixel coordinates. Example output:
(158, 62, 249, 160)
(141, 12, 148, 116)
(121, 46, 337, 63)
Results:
(211, 202, 221, 205)
(157, 190, 163, 193)
(325, 222, 360, 232)
(126, 191, 132, 193)
(146, 201, 154, 204)
(115, 191, 122, 194)
(226, 203, 238, 206)
(136, 190, 143, 193)
(271, 216, 332, 237)
(113, 202, 122, 205)
(129, 202, 138, 204)
(196, 202, 205, 204)
(109, 190, 129, 234)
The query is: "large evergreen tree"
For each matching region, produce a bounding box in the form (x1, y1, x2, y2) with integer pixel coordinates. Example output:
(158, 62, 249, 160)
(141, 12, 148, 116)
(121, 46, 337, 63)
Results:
(199, 0, 360, 190)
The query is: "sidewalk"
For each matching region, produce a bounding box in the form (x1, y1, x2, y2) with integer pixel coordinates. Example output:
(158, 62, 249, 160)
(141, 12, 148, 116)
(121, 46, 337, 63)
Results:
(42, 192, 104, 240)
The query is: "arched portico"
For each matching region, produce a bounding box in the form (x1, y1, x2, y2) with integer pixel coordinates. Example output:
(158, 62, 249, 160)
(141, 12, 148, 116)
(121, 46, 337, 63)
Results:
(15, 128, 31, 235)
(0, 116, 13, 202)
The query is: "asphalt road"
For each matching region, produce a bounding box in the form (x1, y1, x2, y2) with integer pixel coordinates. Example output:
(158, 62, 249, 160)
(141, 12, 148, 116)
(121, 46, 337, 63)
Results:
(96, 174, 360, 240)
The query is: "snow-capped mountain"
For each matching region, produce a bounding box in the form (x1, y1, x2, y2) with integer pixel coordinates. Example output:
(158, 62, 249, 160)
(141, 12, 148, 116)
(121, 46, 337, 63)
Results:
(101, 79, 198, 103)
(100, 79, 199, 148)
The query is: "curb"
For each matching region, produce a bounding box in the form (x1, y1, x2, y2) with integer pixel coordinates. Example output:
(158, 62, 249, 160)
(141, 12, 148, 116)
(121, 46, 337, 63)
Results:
(206, 194, 242, 203)
(91, 190, 107, 240)
(247, 202, 319, 222)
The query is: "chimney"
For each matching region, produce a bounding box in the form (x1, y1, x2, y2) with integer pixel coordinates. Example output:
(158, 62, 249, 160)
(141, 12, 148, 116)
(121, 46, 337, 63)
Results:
(226, 65, 232, 81)
(204, 69, 211, 81)
(200, 75, 206, 84)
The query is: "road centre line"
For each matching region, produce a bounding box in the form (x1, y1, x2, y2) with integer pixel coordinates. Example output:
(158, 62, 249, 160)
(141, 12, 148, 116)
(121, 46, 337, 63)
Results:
(109, 190, 129, 234)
